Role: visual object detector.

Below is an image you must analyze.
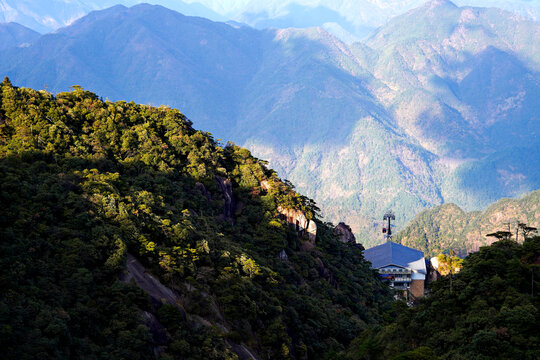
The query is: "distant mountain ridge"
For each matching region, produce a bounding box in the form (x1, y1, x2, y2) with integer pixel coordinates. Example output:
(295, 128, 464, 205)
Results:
(0, 1, 538, 247)
(1, 0, 539, 41)
(0, 22, 39, 50)
(0, 0, 225, 33)
(396, 190, 540, 257)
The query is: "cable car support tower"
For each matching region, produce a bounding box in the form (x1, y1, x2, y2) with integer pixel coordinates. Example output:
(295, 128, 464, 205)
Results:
(383, 210, 395, 242)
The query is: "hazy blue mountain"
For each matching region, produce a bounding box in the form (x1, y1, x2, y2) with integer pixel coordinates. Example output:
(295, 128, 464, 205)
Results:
(441, 145, 540, 209)
(2, 0, 538, 41)
(189, 0, 540, 40)
(0, 0, 224, 33)
(457, 0, 540, 19)
(0, 22, 39, 50)
(0, 0, 95, 33)
(350, 0, 540, 223)
(0, 1, 538, 247)
(236, 3, 370, 42)
(244, 0, 540, 245)
(0, 4, 259, 135)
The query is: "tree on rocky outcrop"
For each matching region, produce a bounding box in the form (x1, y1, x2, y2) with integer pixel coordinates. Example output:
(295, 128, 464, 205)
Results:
(518, 222, 538, 241)
(486, 231, 513, 240)
(436, 252, 462, 277)
(334, 222, 356, 244)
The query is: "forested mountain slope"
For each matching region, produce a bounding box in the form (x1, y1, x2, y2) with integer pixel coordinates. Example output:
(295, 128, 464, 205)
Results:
(0, 1, 538, 247)
(342, 237, 540, 360)
(0, 79, 392, 359)
(361, 0, 540, 158)
(396, 190, 540, 257)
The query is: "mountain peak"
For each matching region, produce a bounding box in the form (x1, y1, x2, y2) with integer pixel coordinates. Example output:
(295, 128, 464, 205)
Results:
(0, 21, 40, 50)
(427, 0, 458, 9)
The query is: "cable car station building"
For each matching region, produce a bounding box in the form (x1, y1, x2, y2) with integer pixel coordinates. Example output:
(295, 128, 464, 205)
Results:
(363, 241, 427, 300)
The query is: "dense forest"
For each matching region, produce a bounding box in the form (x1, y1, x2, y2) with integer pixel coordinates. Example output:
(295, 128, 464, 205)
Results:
(342, 236, 540, 360)
(0, 79, 392, 359)
(1, 79, 539, 360)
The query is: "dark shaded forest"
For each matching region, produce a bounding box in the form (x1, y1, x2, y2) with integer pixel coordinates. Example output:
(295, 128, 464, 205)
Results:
(1, 79, 538, 360)
(0, 79, 391, 359)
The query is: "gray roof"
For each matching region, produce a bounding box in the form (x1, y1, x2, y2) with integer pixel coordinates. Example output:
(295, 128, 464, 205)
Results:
(363, 241, 425, 272)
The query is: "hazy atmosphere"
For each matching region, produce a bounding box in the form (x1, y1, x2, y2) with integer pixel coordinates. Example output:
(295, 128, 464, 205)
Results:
(1, 1, 539, 359)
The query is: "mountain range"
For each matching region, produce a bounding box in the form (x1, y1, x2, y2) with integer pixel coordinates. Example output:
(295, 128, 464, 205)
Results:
(0, 0, 538, 247)
(0, 21, 39, 50)
(0, 1, 225, 34)
(1, 0, 539, 42)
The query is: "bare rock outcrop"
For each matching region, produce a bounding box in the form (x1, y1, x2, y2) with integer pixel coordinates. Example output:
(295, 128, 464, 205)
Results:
(307, 219, 317, 243)
(195, 182, 211, 201)
(334, 222, 356, 244)
(260, 180, 271, 192)
(277, 206, 317, 246)
(427, 257, 442, 284)
(122, 255, 260, 359)
(315, 257, 336, 286)
(228, 342, 260, 360)
(121, 254, 184, 356)
(121, 254, 185, 313)
(142, 311, 168, 356)
(278, 206, 308, 231)
(215, 176, 235, 220)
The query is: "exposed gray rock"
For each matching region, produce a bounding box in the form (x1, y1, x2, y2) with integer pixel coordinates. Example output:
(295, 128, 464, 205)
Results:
(142, 311, 168, 357)
(122, 254, 261, 359)
(334, 222, 356, 244)
(277, 205, 318, 250)
(216, 176, 235, 220)
(277, 206, 317, 236)
(228, 342, 260, 360)
(121, 253, 185, 315)
(277, 206, 308, 231)
(315, 257, 335, 285)
(427, 256, 442, 284)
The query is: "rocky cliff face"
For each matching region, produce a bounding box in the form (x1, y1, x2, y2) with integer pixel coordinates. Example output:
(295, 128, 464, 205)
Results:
(122, 253, 186, 312)
(334, 222, 356, 244)
(277, 205, 317, 247)
(121, 253, 260, 359)
(427, 257, 442, 284)
(215, 176, 235, 221)
(307, 220, 317, 243)
(195, 182, 212, 201)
